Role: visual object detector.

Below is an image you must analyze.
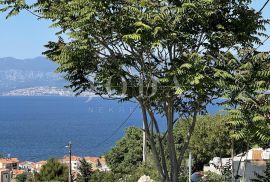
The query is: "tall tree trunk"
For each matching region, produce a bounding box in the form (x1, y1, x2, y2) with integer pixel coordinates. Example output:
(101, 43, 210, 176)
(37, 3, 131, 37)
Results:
(165, 101, 179, 182)
(177, 111, 198, 170)
(139, 100, 168, 181)
(147, 107, 169, 180)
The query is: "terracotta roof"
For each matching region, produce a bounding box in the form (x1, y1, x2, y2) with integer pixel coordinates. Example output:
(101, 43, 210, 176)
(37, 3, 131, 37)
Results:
(13, 169, 24, 175)
(0, 158, 19, 164)
(252, 149, 263, 160)
(84, 157, 100, 164)
(31, 166, 42, 171)
(63, 156, 81, 161)
(19, 161, 33, 165)
(36, 160, 47, 165)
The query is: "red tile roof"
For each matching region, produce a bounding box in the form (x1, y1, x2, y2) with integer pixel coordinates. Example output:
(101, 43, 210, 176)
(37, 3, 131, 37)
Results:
(84, 157, 100, 164)
(0, 158, 19, 164)
(63, 156, 81, 161)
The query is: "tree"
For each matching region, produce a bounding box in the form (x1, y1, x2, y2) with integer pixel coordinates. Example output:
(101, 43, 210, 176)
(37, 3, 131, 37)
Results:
(226, 51, 270, 148)
(77, 158, 93, 182)
(175, 114, 248, 170)
(175, 115, 230, 169)
(106, 127, 143, 174)
(89, 171, 121, 182)
(198, 172, 227, 182)
(36, 158, 68, 182)
(251, 161, 270, 182)
(15, 172, 28, 182)
(1, 0, 268, 181)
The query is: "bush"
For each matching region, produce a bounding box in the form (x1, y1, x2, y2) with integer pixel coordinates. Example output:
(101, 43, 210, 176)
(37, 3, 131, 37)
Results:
(198, 172, 229, 182)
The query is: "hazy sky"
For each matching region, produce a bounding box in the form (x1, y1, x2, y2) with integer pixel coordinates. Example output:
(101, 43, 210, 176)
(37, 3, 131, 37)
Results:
(0, 1, 270, 59)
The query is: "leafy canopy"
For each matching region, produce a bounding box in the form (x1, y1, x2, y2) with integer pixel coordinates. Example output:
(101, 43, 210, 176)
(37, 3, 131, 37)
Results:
(1, 0, 269, 180)
(105, 127, 143, 174)
(36, 158, 68, 182)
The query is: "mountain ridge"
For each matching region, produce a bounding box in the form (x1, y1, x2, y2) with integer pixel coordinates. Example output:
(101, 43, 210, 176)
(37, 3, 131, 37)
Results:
(0, 57, 67, 94)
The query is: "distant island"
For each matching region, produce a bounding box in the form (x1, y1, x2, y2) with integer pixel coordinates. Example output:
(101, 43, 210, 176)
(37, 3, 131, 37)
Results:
(2, 86, 95, 97)
(0, 57, 66, 95)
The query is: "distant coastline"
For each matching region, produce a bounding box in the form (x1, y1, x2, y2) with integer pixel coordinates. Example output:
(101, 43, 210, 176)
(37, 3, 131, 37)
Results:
(1, 86, 96, 97)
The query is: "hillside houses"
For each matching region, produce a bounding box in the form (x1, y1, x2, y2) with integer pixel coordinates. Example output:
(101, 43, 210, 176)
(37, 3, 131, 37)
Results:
(30, 160, 47, 173)
(62, 156, 81, 171)
(204, 148, 270, 182)
(0, 158, 19, 170)
(0, 155, 110, 182)
(62, 156, 110, 172)
(84, 156, 110, 172)
(0, 157, 24, 182)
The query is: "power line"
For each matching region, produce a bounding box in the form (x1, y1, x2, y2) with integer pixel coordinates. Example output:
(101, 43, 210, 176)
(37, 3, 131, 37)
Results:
(255, 35, 270, 51)
(91, 104, 139, 149)
(259, 0, 270, 12)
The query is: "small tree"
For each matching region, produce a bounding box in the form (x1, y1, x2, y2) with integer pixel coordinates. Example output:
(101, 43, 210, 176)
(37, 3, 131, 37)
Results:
(77, 158, 93, 182)
(36, 158, 68, 182)
(106, 127, 143, 174)
(15, 172, 28, 182)
(175, 115, 232, 170)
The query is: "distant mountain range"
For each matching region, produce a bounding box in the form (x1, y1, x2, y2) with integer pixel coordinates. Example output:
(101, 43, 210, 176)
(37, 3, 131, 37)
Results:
(0, 57, 68, 95)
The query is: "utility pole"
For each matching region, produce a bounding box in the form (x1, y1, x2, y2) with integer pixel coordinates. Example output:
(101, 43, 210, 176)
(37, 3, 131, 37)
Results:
(143, 122, 147, 163)
(65, 141, 72, 182)
(231, 139, 235, 182)
(188, 152, 192, 182)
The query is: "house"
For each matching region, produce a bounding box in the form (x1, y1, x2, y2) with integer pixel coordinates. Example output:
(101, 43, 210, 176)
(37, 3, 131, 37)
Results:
(204, 148, 270, 182)
(11, 169, 25, 179)
(19, 161, 34, 172)
(0, 169, 11, 182)
(84, 156, 110, 171)
(233, 148, 270, 182)
(31, 160, 47, 173)
(0, 158, 19, 170)
(98, 157, 110, 172)
(62, 156, 81, 172)
(84, 157, 101, 171)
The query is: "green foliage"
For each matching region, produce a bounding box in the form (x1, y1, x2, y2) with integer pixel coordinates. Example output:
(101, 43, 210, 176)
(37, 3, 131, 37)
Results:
(198, 172, 228, 182)
(1, 0, 269, 180)
(36, 158, 68, 182)
(15, 172, 28, 182)
(251, 161, 270, 182)
(77, 158, 93, 182)
(124, 164, 159, 182)
(105, 127, 143, 174)
(88, 164, 159, 182)
(226, 51, 270, 147)
(221, 160, 232, 182)
(175, 115, 232, 169)
(89, 171, 121, 182)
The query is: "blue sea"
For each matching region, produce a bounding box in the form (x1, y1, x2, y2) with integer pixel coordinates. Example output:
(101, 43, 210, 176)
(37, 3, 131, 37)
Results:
(0, 96, 221, 161)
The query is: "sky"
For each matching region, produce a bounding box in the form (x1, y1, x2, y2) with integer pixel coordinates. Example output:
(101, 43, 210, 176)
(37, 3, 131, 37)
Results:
(0, 1, 270, 59)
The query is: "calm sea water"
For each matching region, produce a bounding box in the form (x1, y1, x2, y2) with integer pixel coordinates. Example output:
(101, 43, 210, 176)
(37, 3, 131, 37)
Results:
(0, 96, 221, 161)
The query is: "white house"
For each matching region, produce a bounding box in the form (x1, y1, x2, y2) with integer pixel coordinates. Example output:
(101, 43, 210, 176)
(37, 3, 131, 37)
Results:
(31, 160, 47, 173)
(62, 156, 81, 172)
(0, 158, 19, 170)
(0, 169, 11, 182)
(19, 161, 34, 172)
(204, 148, 270, 182)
